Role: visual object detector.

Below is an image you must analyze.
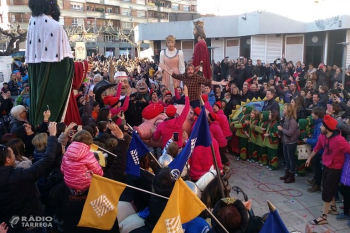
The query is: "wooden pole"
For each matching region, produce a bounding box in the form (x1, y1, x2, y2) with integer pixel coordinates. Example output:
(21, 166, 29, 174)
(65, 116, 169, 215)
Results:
(199, 96, 226, 198)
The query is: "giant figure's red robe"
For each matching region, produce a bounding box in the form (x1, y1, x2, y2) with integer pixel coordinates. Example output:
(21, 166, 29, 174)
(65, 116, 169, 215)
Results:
(192, 40, 211, 80)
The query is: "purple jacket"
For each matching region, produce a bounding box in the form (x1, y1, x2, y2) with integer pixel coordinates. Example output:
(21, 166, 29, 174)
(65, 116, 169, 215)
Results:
(341, 153, 350, 186)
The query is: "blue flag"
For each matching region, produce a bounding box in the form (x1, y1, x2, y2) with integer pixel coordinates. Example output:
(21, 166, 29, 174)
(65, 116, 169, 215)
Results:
(169, 105, 212, 172)
(259, 209, 289, 233)
(126, 131, 150, 177)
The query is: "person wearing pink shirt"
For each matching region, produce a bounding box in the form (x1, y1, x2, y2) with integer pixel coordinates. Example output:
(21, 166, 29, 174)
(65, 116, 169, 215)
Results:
(306, 115, 350, 225)
(213, 101, 233, 141)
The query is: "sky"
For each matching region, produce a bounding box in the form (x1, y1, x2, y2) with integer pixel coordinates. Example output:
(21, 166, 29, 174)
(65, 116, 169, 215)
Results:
(197, 0, 350, 22)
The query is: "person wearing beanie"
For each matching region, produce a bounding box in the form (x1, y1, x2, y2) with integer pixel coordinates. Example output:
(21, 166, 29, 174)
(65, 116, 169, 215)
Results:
(306, 114, 350, 225)
(163, 91, 174, 107)
(208, 112, 229, 166)
(153, 86, 190, 149)
(159, 63, 227, 108)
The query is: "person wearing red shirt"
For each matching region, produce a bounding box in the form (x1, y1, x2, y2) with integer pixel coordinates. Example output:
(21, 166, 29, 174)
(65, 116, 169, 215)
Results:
(208, 112, 229, 166)
(153, 86, 190, 149)
(213, 101, 233, 141)
(306, 115, 350, 226)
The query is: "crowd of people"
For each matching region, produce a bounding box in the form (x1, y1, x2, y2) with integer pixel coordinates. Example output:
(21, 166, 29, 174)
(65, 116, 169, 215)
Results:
(0, 50, 350, 232)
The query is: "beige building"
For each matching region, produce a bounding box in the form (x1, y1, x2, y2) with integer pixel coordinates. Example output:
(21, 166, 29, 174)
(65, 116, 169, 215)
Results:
(0, 0, 198, 56)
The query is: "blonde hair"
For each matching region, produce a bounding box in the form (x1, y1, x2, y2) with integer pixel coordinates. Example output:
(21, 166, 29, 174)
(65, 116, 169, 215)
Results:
(165, 35, 176, 42)
(284, 103, 296, 120)
(32, 133, 48, 151)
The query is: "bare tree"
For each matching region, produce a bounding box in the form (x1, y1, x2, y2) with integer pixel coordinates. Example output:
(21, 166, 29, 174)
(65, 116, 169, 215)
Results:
(0, 24, 27, 56)
(64, 24, 102, 42)
(116, 26, 142, 57)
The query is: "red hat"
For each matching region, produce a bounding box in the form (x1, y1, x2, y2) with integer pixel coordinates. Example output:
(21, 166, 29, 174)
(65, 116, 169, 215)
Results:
(193, 107, 201, 116)
(201, 94, 208, 102)
(103, 95, 120, 107)
(322, 115, 337, 132)
(165, 105, 177, 117)
(165, 91, 172, 96)
(150, 89, 156, 97)
(142, 103, 164, 120)
(214, 101, 222, 109)
(209, 112, 217, 121)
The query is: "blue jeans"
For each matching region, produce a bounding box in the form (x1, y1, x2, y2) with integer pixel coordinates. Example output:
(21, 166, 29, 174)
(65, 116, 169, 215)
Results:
(283, 142, 297, 173)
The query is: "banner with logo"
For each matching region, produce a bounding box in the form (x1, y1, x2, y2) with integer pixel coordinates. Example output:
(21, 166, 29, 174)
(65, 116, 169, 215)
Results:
(75, 42, 86, 60)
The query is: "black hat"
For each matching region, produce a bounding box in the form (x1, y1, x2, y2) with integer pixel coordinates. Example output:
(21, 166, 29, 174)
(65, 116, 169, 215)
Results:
(93, 80, 117, 102)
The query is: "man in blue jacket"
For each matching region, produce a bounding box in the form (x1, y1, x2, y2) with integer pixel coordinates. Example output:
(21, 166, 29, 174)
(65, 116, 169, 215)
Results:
(204, 85, 216, 106)
(303, 107, 325, 192)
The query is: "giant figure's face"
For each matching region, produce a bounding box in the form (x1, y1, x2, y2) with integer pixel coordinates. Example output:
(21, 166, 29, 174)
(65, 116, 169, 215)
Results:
(136, 80, 148, 94)
(115, 77, 129, 96)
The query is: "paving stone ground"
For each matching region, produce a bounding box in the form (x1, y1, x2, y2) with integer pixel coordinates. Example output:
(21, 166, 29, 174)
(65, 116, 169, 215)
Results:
(227, 154, 350, 233)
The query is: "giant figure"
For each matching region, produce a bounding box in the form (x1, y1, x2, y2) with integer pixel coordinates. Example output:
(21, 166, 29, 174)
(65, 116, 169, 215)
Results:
(192, 20, 211, 80)
(26, 0, 90, 126)
(158, 35, 185, 95)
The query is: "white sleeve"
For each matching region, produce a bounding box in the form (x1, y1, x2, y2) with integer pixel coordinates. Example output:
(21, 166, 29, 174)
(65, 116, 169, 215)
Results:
(178, 50, 185, 74)
(158, 50, 165, 72)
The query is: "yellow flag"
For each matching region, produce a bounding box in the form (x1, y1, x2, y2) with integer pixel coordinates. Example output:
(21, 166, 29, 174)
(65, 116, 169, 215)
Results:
(152, 178, 206, 233)
(77, 174, 126, 230)
(90, 143, 99, 151)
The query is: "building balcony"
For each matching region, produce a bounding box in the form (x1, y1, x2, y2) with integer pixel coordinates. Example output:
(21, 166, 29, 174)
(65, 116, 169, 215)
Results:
(120, 1, 149, 10)
(7, 0, 28, 5)
(86, 11, 104, 18)
(7, 5, 31, 13)
(191, 0, 197, 5)
(158, 6, 172, 13)
(103, 0, 120, 6)
(61, 9, 88, 18)
(86, 0, 103, 4)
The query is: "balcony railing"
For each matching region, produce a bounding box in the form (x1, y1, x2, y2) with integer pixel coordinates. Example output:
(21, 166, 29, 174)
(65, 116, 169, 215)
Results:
(8, 0, 28, 5)
(8, 16, 30, 23)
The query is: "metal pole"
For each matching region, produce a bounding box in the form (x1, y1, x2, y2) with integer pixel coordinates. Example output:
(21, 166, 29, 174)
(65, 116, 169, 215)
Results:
(342, 44, 347, 86)
(199, 97, 225, 199)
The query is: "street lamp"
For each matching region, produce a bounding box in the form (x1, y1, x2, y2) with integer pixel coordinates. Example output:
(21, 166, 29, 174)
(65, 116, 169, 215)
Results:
(337, 42, 350, 86)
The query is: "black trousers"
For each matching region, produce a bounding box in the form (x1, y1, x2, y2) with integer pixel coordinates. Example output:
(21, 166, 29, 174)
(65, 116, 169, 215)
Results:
(312, 153, 323, 186)
(219, 146, 229, 165)
(339, 184, 350, 216)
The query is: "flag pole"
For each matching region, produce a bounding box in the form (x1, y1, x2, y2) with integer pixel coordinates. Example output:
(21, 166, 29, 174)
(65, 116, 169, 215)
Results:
(124, 181, 229, 233)
(94, 146, 119, 158)
(199, 97, 225, 198)
(126, 123, 163, 168)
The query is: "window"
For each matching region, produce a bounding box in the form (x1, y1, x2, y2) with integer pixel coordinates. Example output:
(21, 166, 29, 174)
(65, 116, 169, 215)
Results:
(182, 41, 193, 49)
(71, 3, 83, 11)
(121, 0, 131, 2)
(10, 15, 16, 23)
(72, 18, 78, 25)
(286, 36, 303, 44)
(104, 35, 118, 42)
(86, 5, 90, 10)
(172, 4, 179, 10)
(183, 5, 190, 11)
(122, 21, 133, 29)
(106, 8, 112, 13)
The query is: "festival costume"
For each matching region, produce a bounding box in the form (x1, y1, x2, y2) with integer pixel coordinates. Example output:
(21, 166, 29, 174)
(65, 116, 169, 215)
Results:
(159, 49, 185, 95)
(229, 112, 243, 154)
(254, 112, 269, 165)
(307, 115, 315, 135)
(193, 40, 211, 79)
(264, 120, 280, 170)
(295, 119, 309, 177)
(26, 15, 87, 126)
(234, 106, 253, 160)
(248, 117, 259, 161)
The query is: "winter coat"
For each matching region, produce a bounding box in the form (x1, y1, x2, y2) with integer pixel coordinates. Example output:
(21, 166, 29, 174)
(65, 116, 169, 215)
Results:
(340, 153, 350, 186)
(61, 141, 103, 191)
(189, 137, 223, 181)
(280, 116, 299, 144)
(209, 121, 227, 147)
(216, 109, 232, 138)
(8, 118, 26, 133)
(306, 118, 324, 154)
(153, 96, 190, 148)
(262, 98, 280, 112)
(14, 157, 32, 169)
(61, 137, 130, 233)
(314, 129, 350, 169)
(0, 136, 57, 231)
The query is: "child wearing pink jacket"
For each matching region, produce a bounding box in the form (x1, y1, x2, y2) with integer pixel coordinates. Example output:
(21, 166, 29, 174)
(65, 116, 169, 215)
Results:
(61, 130, 103, 195)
